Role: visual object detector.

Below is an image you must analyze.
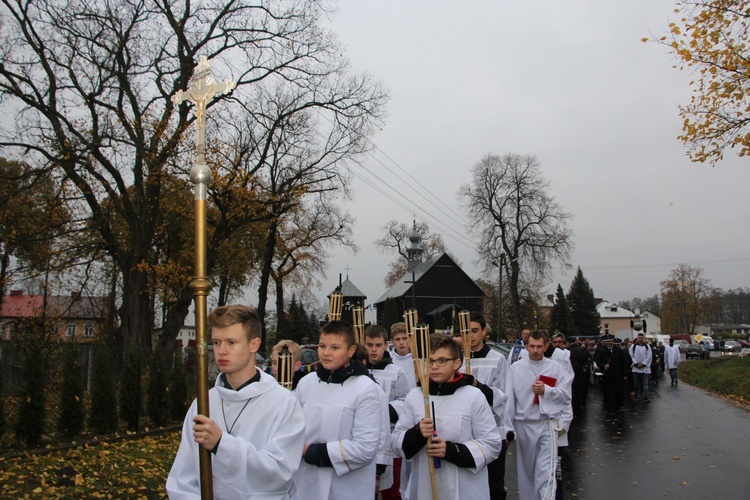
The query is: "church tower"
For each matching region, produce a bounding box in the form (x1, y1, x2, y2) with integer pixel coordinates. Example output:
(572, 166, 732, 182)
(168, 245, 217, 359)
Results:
(406, 220, 423, 271)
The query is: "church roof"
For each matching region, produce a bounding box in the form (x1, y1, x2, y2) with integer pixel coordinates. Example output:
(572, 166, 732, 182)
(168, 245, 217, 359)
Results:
(340, 277, 366, 299)
(373, 254, 441, 304)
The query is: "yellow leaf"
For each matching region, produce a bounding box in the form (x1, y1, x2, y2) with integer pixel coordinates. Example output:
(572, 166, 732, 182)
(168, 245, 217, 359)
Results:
(33, 487, 43, 494)
(673, 456, 680, 460)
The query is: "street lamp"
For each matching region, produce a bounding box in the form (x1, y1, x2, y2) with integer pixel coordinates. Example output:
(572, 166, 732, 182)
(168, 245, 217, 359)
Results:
(632, 306, 643, 340)
(491, 253, 505, 342)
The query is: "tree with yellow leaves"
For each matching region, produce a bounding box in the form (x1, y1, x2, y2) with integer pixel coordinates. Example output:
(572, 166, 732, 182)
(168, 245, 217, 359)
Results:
(652, 0, 750, 164)
(660, 264, 717, 335)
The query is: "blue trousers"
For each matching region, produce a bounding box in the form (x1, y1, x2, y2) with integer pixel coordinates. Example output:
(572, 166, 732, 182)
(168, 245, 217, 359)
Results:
(633, 372, 650, 399)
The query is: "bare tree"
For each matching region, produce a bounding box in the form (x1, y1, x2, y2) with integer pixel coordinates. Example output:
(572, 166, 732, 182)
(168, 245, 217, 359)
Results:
(0, 0, 387, 351)
(271, 197, 356, 337)
(459, 153, 573, 331)
(375, 220, 455, 288)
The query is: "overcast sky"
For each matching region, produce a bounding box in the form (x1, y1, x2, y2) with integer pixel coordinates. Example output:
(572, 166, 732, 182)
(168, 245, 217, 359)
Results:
(307, 1, 750, 317)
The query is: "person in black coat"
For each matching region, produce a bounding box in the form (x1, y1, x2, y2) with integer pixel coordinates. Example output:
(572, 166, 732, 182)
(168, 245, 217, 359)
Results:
(593, 335, 627, 413)
(567, 339, 592, 416)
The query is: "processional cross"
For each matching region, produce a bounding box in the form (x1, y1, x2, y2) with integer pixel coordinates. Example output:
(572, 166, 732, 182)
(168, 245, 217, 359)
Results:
(172, 55, 235, 500)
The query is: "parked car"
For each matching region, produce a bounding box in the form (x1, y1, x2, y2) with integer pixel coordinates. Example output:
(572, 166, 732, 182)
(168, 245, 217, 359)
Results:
(724, 340, 742, 352)
(739, 339, 750, 348)
(300, 347, 319, 366)
(256, 353, 267, 370)
(686, 344, 710, 359)
(487, 342, 514, 359)
(673, 339, 689, 352)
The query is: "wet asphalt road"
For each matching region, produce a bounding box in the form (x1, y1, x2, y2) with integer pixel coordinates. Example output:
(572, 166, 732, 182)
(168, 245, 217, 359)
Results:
(503, 370, 750, 499)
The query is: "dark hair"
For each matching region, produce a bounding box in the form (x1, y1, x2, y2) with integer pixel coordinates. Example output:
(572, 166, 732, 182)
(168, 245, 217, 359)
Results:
(208, 305, 261, 341)
(529, 330, 549, 344)
(365, 324, 389, 342)
(430, 333, 462, 361)
(320, 320, 356, 347)
(469, 311, 486, 329)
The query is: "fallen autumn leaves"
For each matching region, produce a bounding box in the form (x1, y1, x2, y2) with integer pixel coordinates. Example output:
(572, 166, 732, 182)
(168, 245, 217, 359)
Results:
(0, 429, 179, 498)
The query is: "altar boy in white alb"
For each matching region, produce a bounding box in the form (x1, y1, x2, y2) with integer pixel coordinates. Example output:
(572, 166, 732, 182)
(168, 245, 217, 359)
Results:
(292, 320, 382, 500)
(504, 330, 572, 500)
(166, 305, 306, 499)
(458, 312, 508, 500)
(393, 334, 502, 500)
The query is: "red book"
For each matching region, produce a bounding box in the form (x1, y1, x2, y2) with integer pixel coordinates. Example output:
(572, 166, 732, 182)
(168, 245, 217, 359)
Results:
(534, 374, 557, 405)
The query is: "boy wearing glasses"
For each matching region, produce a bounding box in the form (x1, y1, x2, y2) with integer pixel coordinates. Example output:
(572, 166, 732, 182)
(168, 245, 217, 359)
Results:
(292, 320, 384, 500)
(392, 334, 502, 499)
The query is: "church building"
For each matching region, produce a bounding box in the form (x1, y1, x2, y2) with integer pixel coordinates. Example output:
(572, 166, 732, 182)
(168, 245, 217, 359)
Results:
(372, 223, 484, 329)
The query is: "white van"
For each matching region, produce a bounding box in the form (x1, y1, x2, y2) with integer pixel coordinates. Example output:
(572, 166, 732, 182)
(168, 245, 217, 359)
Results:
(654, 334, 671, 346)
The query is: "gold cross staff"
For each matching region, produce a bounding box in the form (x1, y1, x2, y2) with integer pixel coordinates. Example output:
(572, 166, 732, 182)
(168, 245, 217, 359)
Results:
(172, 56, 235, 500)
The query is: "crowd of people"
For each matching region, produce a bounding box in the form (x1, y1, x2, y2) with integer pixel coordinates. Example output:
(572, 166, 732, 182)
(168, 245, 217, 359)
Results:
(164, 304, 680, 499)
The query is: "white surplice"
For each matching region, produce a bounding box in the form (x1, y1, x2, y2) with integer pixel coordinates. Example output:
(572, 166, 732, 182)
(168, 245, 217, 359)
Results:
(504, 357, 572, 500)
(460, 347, 508, 425)
(393, 384, 502, 500)
(167, 369, 305, 500)
(292, 371, 382, 500)
(390, 350, 417, 389)
(664, 344, 681, 369)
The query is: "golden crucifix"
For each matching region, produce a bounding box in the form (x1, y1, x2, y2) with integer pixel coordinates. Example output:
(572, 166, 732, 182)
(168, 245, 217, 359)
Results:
(172, 55, 235, 500)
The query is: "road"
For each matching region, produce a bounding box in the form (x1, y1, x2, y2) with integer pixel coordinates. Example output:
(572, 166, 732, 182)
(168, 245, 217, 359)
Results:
(503, 369, 750, 498)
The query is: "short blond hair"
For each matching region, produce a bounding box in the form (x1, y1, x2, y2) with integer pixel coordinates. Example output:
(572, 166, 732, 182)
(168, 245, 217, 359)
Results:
(272, 339, 302, 363)
(390, 322, 406, 336)
(207, 305, 261, 341)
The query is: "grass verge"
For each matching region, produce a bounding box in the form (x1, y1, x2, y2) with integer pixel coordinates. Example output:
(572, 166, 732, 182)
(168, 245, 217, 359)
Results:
(679, 356, 750, 406)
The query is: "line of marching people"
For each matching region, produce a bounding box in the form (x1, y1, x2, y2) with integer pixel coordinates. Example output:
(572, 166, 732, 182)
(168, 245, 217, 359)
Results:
(165, 305, 574, 499)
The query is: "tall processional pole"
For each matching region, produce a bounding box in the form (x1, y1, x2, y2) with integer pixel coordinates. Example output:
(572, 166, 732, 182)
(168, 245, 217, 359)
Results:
(172, 56, 235, 500)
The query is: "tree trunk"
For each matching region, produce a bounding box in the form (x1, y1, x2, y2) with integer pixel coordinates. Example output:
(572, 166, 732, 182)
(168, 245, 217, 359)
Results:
(158, 285, 194, 361)
(119, 255, 154, 354)
(275, 275, 285, 340)
(508, 261, 522, 332)
(256, 221, 279, 354)
(0, 252, 9, 311)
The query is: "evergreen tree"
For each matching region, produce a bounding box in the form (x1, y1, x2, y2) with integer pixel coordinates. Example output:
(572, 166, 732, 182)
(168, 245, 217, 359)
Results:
(567, 267, 601, 335)
(169, 348, 189, 422)
(550, 284, 576, 337)
(58, 341, 84, 439)
(286, 296, 309, 344)
(147, 345, 169, 427)
(15, 329, 46, 447)
(382, 298, 398, 332)
(307, 312, 321, 345)
(433, 312, 445, 331)
(89, 346, 118, 435)
(120, 341, 141, 432)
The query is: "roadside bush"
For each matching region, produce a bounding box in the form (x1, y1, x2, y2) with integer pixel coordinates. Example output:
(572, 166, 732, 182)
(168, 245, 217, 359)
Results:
(89, 347, 118, 434)
(58, 341, 84, 438)
(169, 349, 188, 422)
(147, 345, 169, 427)
(0, 368, 5, 438)
(120, 341, 141, 432)
(14, 333, 46, 447)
